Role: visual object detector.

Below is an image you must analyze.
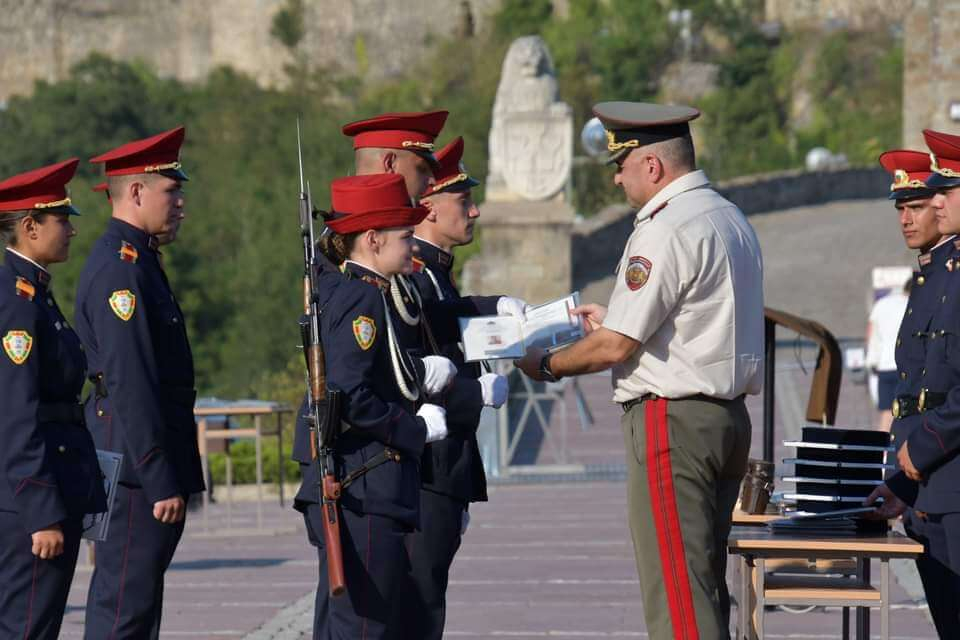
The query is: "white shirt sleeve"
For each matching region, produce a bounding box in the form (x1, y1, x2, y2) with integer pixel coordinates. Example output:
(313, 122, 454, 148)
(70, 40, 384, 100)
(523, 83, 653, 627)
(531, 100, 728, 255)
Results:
(603, 223, 695, 344)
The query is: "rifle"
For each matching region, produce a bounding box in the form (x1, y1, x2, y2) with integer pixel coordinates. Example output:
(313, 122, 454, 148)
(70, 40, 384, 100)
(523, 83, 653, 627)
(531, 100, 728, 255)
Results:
(297, 119, 347, 597)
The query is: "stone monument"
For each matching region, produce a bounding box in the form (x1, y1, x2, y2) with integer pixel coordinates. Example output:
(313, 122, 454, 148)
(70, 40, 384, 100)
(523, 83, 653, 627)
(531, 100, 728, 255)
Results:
(461, 36, 575, 305)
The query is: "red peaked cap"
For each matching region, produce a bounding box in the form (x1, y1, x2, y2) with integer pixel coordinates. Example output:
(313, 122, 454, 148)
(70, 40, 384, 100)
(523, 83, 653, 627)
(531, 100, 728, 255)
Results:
(90, 125, 189, 193)
(878, 150, 935, 200)
(0, 158, 81, 214)
(341, 110, 448, 153)
(923, 129, 960, 189)
(422, 136, 480, 197)
(325, 174, 427, 234)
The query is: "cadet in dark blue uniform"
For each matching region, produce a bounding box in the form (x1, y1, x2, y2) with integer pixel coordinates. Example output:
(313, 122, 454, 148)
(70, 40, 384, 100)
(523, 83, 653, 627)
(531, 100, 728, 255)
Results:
(293, 173, 465, 639)
(869, 134, 960, 636)
(76, 127, 204, 640)
(0, 159, 107, 640)
(396, 136, 512, 639)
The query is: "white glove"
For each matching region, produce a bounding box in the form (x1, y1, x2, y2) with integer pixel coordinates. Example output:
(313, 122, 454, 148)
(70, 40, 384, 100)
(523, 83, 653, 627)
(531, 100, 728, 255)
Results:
(497, 296, 529, 318)
(417, 403, 448, 443)
(421, 355, 457, 395)
(479, 373, 508, 408)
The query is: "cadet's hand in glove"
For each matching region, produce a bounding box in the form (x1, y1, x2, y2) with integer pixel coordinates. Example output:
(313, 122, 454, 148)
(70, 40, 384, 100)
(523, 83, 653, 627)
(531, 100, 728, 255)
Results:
(479, 373, 509, 408)
(497, 296, 529, 319)
(421, 355, 457, 394)
(418, 403, 448, 443)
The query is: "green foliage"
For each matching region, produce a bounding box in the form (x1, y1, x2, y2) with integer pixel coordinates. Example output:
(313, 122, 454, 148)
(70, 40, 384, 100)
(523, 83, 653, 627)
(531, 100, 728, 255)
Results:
(208, 438, 300, 485)
(270, 0, 306, 50)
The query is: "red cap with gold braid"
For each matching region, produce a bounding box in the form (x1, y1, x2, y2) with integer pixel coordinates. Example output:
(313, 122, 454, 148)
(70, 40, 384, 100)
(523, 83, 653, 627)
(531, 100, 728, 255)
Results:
(422, 136, 480, 197)
(923, 129, 960, 189)
(878, 150, 935, 201)
(0, 158, 81, 215)
(341, 111, 447, 157)
(90, 125, 189, 194)
(325, 174, 428, 234)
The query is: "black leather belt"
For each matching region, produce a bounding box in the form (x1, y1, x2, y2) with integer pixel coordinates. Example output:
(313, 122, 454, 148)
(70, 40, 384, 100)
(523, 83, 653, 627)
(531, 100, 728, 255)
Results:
(893, 390, 947, 418)
(38, 402, 85, 425)
(621, 393, 745, 413)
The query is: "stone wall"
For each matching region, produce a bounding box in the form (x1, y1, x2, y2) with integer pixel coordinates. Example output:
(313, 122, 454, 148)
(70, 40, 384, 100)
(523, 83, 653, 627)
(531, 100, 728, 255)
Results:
(903, 0, 960, 149)
(571, 167, 889, 290)
(0, 0, 502, 103)
(763, 0, 901, 30)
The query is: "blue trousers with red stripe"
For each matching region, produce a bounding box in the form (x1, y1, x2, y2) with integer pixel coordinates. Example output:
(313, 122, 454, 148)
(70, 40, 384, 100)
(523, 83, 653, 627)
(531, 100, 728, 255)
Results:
(0, 512, 83, 640)
(303, 504, 409, 640)
(83, 485, 185, 640)
(622, 396, 751, 640)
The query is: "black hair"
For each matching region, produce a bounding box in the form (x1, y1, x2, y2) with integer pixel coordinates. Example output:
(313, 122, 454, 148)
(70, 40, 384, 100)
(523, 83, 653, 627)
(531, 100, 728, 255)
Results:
(0, 211, 48, 248)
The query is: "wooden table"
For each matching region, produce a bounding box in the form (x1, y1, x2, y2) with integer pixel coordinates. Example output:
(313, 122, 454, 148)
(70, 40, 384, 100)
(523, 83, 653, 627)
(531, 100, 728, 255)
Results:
(729, 529, 922, 640)
(195, 404, 292, 531)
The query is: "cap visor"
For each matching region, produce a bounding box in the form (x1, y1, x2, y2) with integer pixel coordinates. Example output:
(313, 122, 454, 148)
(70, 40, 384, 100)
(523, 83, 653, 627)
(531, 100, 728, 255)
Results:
(427, 176, 480, 197)
(889, 188, 936, 201)
(604, 148, 631, 165)
(161, 167, 190, 182)
(925, 172, 960, 189)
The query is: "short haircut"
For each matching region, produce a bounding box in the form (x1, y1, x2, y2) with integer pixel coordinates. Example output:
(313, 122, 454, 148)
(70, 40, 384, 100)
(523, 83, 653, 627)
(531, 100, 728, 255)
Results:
(106, 172, 161, 201)
(649, 133, 696, 173)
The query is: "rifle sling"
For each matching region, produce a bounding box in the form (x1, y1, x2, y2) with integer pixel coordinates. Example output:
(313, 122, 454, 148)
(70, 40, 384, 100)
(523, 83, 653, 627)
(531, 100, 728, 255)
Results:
(339, 447, 402, 489)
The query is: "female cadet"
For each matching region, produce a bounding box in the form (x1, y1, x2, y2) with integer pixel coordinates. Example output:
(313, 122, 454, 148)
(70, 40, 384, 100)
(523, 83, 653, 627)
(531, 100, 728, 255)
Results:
(292, 173, 461, 639)
(0, 159, 108, 639)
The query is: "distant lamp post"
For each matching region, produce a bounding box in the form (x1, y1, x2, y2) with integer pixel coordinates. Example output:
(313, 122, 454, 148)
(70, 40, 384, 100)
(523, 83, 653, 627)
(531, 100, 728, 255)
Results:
(580, 117, 608, 158)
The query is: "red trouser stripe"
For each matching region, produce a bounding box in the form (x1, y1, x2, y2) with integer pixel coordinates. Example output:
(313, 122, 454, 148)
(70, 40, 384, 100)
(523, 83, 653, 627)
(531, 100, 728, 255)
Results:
(645, 398, 699, 640)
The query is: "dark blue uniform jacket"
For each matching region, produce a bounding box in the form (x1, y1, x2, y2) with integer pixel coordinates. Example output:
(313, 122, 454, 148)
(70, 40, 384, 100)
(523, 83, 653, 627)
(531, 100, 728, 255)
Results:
(74, 218, 204, 505)
(891, 238, 960, 513)
(293, 262, 431, 529)
(0, 249, 106, 533)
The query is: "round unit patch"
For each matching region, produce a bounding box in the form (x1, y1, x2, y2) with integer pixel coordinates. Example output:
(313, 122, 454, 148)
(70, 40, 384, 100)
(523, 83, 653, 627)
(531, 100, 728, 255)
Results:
(352, 315, 377, 350)
(109, 290, 137, 321)
(625, 256, 652, 291)
(2, 330, 33, 365)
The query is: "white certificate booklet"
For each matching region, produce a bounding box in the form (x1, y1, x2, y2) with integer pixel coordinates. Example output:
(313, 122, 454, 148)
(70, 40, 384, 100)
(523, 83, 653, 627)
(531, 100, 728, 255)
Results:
(82, 449, 123, 542)
(459, 292, 585, 362)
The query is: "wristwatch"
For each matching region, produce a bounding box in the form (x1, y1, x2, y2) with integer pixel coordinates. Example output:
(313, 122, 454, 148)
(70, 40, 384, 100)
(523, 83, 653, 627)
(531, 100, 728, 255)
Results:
(538, 353, 559, 382)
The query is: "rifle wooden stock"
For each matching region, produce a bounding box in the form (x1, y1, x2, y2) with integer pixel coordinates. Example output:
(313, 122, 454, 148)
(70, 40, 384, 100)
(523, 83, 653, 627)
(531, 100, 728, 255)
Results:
(322, 475, 346, 596)
(307, 344, 326, 402)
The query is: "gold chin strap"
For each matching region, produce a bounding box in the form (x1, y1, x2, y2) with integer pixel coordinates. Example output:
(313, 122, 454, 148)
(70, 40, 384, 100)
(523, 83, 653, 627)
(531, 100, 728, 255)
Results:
(930, 153, 960, 178)
(34, 197, 71, 209)
(402, 140, 435, 151)
(432, 172, 468, 192)
(143, 161, 182, 173)
(891, 169, 928, 191)
(606, 129, 639, 152)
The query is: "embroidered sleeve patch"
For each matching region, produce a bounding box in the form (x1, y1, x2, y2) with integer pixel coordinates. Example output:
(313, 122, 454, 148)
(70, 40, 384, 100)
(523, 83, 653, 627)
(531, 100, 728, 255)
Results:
(2, 330, 33, 364)
(352, 315, 377, 350)
(625, 256, 652, 291)
(109, 290, 136, 321)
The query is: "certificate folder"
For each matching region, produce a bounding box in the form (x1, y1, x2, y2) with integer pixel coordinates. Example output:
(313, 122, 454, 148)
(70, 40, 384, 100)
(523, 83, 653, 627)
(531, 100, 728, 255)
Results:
(459, 292, 585, 362)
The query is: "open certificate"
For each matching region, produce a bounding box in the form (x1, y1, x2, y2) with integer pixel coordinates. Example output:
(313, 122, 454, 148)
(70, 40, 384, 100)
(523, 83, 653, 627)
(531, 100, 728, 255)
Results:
(82, 449, 123, 542)
(459, 292, 585, 361)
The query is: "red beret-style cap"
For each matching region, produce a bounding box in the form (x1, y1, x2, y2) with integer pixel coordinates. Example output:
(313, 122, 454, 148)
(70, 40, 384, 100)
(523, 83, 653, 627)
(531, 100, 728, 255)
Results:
(924, 129, 960, 189)
(326, 174, 427, 234)
(422, 136, 480, 197)
(878, 150, 935, 200)
(89, 125, 189, 182)
(0, 158, 81, 215)
(341, 111, 448, 153)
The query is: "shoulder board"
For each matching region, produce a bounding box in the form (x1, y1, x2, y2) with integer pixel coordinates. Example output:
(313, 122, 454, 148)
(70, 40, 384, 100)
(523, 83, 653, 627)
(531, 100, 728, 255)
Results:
(15, 277, 35, 301)
(119, 241, 139, 263)
(412, 256, 426, 273)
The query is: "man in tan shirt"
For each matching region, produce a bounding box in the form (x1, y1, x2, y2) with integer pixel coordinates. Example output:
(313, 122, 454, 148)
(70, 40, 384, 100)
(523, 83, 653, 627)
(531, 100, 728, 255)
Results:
(517, 101, 764, 639)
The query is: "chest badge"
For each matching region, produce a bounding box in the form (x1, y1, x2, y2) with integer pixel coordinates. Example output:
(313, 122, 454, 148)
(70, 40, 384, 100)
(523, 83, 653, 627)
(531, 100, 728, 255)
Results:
(625, 256, 653, 291)
(352, 315, 377, 350)
(109, 290, 137, 321)
(2, 330, 33, 365)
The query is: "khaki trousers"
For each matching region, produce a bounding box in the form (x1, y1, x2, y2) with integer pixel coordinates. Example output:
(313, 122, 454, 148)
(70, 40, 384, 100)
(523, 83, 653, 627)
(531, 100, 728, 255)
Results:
(622, 396, 751, 640)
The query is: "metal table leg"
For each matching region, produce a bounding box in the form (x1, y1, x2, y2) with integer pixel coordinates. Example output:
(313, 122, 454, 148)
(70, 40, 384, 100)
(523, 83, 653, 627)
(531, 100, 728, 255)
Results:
(756, 557, 765, 639)
(856, 557, 871, 639)
(881, 559, 890, 640)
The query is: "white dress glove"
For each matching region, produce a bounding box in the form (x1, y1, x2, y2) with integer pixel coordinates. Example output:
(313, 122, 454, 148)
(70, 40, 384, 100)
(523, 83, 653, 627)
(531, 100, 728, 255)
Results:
(421, 355, 457, 394)
(417, 403, 448, 443)
(497, 296, 529, 318)
(478, 373, 508, 408)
